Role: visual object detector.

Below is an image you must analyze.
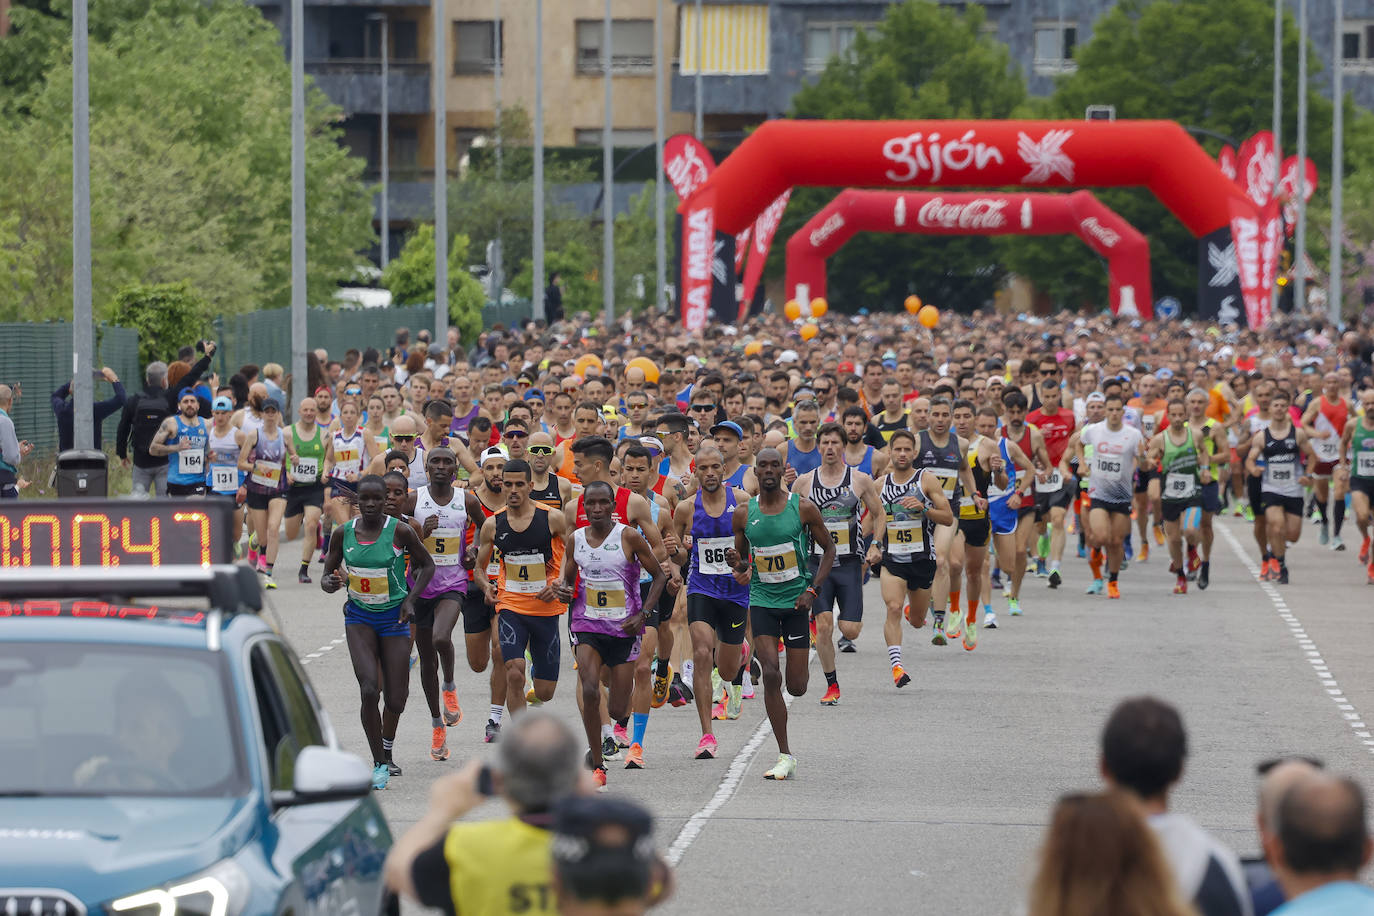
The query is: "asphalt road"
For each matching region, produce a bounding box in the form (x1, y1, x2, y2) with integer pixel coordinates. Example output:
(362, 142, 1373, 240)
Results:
(269, 514, 1374, 914)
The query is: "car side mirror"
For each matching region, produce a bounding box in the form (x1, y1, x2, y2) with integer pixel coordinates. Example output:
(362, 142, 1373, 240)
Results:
(272, 746, 371, 808)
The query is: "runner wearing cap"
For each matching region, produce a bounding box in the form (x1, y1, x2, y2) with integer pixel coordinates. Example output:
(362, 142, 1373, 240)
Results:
(712, 420, 757, 492)
(284, 396, 328, 583)
(150, 387, 208, 498)
(238, 396, 289, 588)
(205, 395, 246, 552)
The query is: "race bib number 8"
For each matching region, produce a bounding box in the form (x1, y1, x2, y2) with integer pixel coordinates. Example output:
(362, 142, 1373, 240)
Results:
(177, 449, 205, 477)
(584, 578, 627, 620)
(504, 552, 547, 594)
(697, 537, 734, 575)
(752, 542, 800, 584)
(425, 527, 464, 566)
(347, 565, 392, 605)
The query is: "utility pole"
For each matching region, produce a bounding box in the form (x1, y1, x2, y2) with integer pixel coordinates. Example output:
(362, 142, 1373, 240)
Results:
(1295, 0, 1308, 316)
(433, 0, 448, 349)
(492, 0, 503, 298)
(1329, 0, 1344, 325)
(1271, 0, 1283, 320)
(694, 0, 703, 139)
(602, 0, 614, 328)
(72, 0, 93, 449)
(654, 0, 666, 312)
(290, 0, 306, 422)
(532, 0, 545, 323)
(368, 12, 390, 268)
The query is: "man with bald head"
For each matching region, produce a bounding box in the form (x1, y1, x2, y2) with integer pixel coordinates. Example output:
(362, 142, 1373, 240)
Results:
(527, 431, 573, 509)
(367, 414, 421, 482)
(1247, 758, 1322, 915)
(1263, 771, 1373, 914)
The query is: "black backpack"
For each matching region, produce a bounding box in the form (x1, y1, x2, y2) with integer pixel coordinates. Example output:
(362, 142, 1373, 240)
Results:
(130, 392, 170, 451)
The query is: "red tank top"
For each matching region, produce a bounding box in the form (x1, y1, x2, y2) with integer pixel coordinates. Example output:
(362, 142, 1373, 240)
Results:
(575, 485, 633, 528)
(1001, 423, 1033, 461)
(1318, 395, 1349, 437)
(1027, 408, 1075, 465)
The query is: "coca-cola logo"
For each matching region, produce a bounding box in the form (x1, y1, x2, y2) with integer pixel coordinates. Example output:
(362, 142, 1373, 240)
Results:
(883, 130, 1005, 183)
(809, 213, 846, 248)
(1079, 216, 1120, 248)
(916, 197, 1008, 230)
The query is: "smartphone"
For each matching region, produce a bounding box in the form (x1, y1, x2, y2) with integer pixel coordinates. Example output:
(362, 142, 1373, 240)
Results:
(477, 764, 495, 797)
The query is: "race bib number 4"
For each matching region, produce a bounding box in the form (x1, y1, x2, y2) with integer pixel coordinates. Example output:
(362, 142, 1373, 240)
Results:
(752, 542, 800, 584)
(346, 565, 392, 605)
(697, 536, 734, 575)
(251, 460, 282, 488)
(292, 456, 319, 483)
(210, 465, 238, 493)
(425, 527, 464, 566)
(504, 552, 548, 594)
(584, 578, 628, 620)
(177, 449, 205, 477)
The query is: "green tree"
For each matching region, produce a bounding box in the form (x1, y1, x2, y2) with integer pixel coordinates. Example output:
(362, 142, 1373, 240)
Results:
(382, 224, 486, 346)
(0, 0, 374, 323)
(107, 282, 213, 367)
(510, 240, 600, 317)
(777, 0, 1029, 311)
(612, 183, 669, 313)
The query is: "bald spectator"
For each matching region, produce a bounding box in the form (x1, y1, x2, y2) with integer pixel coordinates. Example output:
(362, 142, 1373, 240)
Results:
(1247, 757, 1324, 916)
(1264, 772, 1373, 915)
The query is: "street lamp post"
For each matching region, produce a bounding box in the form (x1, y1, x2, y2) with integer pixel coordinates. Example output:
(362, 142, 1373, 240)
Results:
(602, 0, 614, 328)
(72, 0, 93, 449)
(1271, 0, 1283, 320)
(290, 0, 306, 420)
(433, 0, 448, 349)
(367, 12, 389, 269)
(1295, 0, 1308, 315)
(1330, 0, 1344, 325)
(533, 0, 545, 322)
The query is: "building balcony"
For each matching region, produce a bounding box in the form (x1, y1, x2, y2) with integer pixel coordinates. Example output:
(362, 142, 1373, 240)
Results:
(307, 59, 430, 114)
(670, 68, 774, 117)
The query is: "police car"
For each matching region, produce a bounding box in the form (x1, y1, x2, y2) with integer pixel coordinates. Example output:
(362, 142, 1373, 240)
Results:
(0, 500, 395, 916)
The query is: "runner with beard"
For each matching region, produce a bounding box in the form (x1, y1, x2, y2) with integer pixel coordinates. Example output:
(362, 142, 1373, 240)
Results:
(1026, 379, 1077, 588)
(911, 398, 982, 639)
(468, 446, 512, 742)
(1185, 387, 1228, 589)
(403, 447, 485, 761)
(1300, 371, 1353, 549)
(527, 431, 574, 509)
(726, 447, 833, 781)
(151, 387, 209, 498)
(842, 406, 890, 477)
(947, 399, 1003, 646)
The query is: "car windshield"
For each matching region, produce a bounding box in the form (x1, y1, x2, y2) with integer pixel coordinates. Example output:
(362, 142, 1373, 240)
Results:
(0, 641, 249, 797)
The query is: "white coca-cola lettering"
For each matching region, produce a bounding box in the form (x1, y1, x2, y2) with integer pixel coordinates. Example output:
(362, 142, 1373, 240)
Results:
(882, 130, 1005, 183)
(684, 206, 714, 329)
(916, 197, 1008, 230)
(809, 213, 846, 248)
(752, 191, 791, 256)
(1079, 216, 1120, 248)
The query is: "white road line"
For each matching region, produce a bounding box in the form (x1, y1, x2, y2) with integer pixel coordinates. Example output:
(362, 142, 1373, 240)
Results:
(300, 637, 350, 666)
(1219, 524, 1374, 755)
(665, 649, 815, 867)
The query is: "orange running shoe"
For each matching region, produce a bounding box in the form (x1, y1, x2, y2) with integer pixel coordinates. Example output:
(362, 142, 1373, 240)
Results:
(1173, 574, 1187, 595)
(1107, 580, 1121, 599)
(624, 743, 645, 770)
(430, 725, 450, 761)
(819, 683, 841, 706)
(442, 689, 462, 727)
(1359, 536, 1371, 565)
(592, 766, 607, 789)
(892, 665, 911, 689)
(903, 602, 912, 624)
(1153, 524, 1165, 546)
(808, 616, 818, 647)
(1138, 542, 1150, 563)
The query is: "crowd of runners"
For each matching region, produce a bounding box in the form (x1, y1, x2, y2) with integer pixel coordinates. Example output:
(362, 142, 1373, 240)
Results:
(54, 306, 1374, 791)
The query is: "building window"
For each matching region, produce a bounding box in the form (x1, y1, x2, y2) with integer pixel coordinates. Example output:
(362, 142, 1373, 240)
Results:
(804, 21, 872, 73)
(575, 19, 655, 75)
(392, 20, 419, 61)
(574, 128, 657, 147)
(392, 128, 419, 169)
(1342, 22, 1374, 70)
(454, 20, 502, 75)
(1033, 22, 1077, 74)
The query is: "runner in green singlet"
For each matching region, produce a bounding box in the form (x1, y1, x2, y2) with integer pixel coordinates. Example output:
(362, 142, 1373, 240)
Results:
(285, 396, 328, 583)
(1146, 400, 1212, 597)
(1338, 388, 1374, 582)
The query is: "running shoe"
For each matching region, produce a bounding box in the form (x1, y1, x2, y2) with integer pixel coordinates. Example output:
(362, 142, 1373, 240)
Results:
(892, 665, 911, 689)
(1124, 536, 1134, 560)
(601, 735, 619, 759)
(613, 722, 630, 749)
(1137, 542, 1150, 563)
(1034, 558, 1049, 578)
(525, 685, 541, 706)
(984, 608, 998, 629)
(711, 668, 726, 705)
(1277, 564, 1289, 585)
(1186, 546, 1200, 576)
(943, 608, 963, 641)
(624, 743, 645, 770)
(263, 574, 277, 590)
(837, 636, 857, 653)
(1106, 580, 1121, 599)
(651, 665, 672, 708)
(1048, 569, 1062, 589)
(387, 759, 402, 777)
(1331, 535, 1345, 552)
(903, 602, 912, 625)
(1367, 563, 1374, 585)
(1008, 596, 1022, 616)
(764, 753, 797, 781)
(1085, 578, 1104, 595)
(962, 620, 978, 652)
(712, 700, 728, 720)
(591, 766, 607, 789)
(1153, 524, 1165, 546)
(931, 622, 947, 647)
(695, 734, 718, 759)
(234, 540, 243, 560)
(819, 683, 841, 706)
(990, 569, 1003, 590)
(256, 556, 268, 575)
(298, 570, 311, 584)
(484, 720, 501, 743)
(726, 683, 743, 719)
(1173, 574, 1187, 595)
(1197, 561, 1210, 591)
(808, 616, 818, 647)
(671, 672, 693, 704)
(371, 763, 389, 790)
(1259, 558, 1272, 581)
(1360, 536, 1371, 565)
(318, 548, 328, 564)
(1319, 521, 1330, 546)
(430, 726, 450, 761)
(1242, 504, 1255, 522)
(442, 689, 463, 727)
(742, 677, 756, 700)
(1077, 544, 1087, 559)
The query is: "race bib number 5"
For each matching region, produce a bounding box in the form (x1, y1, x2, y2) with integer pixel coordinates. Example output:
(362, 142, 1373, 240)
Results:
(425, 527, 464, 566)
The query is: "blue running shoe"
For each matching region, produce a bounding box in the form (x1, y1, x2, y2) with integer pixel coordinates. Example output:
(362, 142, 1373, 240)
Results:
(371, 763, 390, 790)
(1085, 579, 1105, 595)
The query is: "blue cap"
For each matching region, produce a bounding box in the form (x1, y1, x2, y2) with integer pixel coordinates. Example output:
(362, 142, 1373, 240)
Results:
(262, 397, 283, 413)
(882, 359, 898, 370)
(212, 396, 233, 411)
(1155, 367, 1174, 380)
(710, 420, 744, 439)
(524, 388, 546, 402)
(177, 387, 198, 401)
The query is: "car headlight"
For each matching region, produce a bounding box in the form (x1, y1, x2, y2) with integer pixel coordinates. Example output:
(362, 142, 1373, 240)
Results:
(108, 859, 249, 916)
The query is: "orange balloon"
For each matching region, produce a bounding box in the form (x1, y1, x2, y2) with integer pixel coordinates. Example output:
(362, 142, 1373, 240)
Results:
(744, 341, 763, 356)
(784, 299, 802, 321)
(810, 298, 829, 318)
(918, 305, 939, 329)
(626, 356, 659, 383)
(574, 354, 604, 377)
(799, 322, 819, 341)
(904, 295, 922, 314)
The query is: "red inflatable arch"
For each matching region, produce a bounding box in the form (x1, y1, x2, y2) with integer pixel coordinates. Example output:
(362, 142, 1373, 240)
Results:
(678, 119, 1258, 329)
(787, 189, 1153, 317)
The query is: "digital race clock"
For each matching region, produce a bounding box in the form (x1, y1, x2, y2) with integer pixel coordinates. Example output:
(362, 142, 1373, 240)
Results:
(0, 500, 234, 567)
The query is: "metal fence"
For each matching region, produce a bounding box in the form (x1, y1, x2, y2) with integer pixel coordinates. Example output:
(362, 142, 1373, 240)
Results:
(0, 322, 141, 453)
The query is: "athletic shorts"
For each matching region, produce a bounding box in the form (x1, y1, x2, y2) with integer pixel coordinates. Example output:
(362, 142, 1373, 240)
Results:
(1135, 468, 1157, 494)
(461, 589, 495, 634)
(637, 579, 677, 628)
(1351, 478, 1374, 502)
(328, 480, 357, 501)
(750, 604, 810, 648)
(988, 497, 1019, 536)
(343, 600, 411, 639)
(1161, 499, 1199, 523)
(1262, 493, 1304, 517)
(1247, 474, 1264, 512)
(207, 489, 241, 507)
(285, 483, 325, 518)
(881, 557, 937, 592)
(412, 590, 463, 630)
(497, 609, 561, 681)
(571, 630, 641, 667)
(245, 489, 284, 511)
(808, 559, 864, 622)
(958, 516, 991, 549)
(1199, 480, 1222, 514)
(1089, 499, 1132, 516)
(686, 593, 748, 645)
(167, 481, 206, 498)
(1034, 484, 1073, 515)
(1313, 461, 1337, 479)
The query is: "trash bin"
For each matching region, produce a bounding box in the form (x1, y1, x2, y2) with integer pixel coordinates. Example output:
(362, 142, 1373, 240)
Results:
(55, 449, 109, 498)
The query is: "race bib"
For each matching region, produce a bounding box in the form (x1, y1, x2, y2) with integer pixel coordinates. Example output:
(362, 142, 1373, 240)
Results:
(1357, 454, 1374, 477)
(504, 552, 547, 594)
(177, 448, 204, 477)
(292, 456, 319, 484)
(815, 520, 852, 556)
(250, 460, 282, 489)
(424, 526, 464, 567)
(584, 577, 627, 620)
(930, 468, 958, 494)
(1035, 469, 1064, 494)
(697, 536, 734, 575)
(887, 519, 925, 558)
(1314, 438, 1341, 463)
(210, 465, 238, 494)
(752, 542, 800, 584)
(334, 446, 361, 477)
(346, 565, 392, 606)
(1268, 462, 1295, 483)
(1095, 455, 1123, 476)
(1164, 472, 1197, 500)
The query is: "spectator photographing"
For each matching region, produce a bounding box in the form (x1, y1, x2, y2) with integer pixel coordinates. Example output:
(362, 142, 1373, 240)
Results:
(1263, 772, 1374, 915)
(51, 367, 127, 452)
(1100, 697, 1253, 916)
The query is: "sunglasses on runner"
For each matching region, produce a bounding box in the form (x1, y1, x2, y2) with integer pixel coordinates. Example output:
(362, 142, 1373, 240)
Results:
(503, 429, 529, 438)
(391, 434, 416, 442)
(528, 445, 554, 456)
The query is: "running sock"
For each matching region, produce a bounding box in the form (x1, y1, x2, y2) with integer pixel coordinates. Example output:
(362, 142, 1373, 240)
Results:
(616, 716, 629, 729)
(824, 670, 838, 688)
(264, 562, 274, 575)
(656, 657, 670, 678)
(631, 712, 649, 746)
(966, 597, 977, 623)
(1049, 560, 1061, 573)
(680, 659, 694, 683)
(1108, 571, 1119, 583)
(442, 680, 456, 692)
(489, 705, 503, 725)
(382, 738, 394, 757)
(1089, 549, 1103, 580)
(1316, 498, 1328, 523)
(1037, 534, 1050, 559)
(887, 645, 903, 670)
(1334, 499, 1346, 536)
(431, 716, 442, 728)
(949, 590, 961, 616)
(600, 724, 613, 741)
